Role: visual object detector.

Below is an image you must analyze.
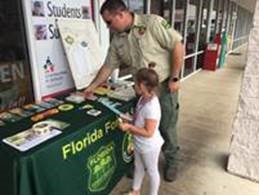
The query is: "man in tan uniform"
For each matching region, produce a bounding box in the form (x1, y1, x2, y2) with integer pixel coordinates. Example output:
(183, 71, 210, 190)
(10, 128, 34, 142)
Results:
(84, 0, 184, 182)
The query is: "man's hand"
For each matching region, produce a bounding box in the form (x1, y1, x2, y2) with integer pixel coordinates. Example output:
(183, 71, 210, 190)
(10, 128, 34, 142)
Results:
(83, 65, 114, 97)
(168, 80, 180, 93)
(83, 85, 96, 97)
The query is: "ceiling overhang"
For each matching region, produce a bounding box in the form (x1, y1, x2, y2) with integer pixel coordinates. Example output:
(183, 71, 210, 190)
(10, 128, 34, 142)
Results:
(231, 0, 257, 13)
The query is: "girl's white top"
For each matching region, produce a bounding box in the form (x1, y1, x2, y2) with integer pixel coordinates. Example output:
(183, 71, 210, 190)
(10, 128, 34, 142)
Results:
(134, 95, 164, 153)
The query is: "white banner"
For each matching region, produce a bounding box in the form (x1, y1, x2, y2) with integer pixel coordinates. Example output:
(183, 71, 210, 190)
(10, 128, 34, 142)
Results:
(22, 0, 92, 100)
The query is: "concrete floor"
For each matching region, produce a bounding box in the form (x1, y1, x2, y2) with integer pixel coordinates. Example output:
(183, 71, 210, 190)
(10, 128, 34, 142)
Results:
(111, 46, 259, 195)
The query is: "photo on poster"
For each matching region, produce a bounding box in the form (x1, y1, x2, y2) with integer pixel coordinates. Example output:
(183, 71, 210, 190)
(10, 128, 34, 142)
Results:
(82, 6, 90, 19)
(57, 19, 103, 90)
(34, 25, 47, 40)
(31, 0, 45, 17)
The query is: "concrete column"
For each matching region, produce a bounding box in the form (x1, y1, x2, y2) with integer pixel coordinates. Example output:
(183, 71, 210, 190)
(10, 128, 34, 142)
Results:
(227, 0, 259, 182)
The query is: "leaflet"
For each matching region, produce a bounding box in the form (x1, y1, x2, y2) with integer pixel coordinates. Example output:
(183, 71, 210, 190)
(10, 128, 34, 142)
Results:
(3, 128, 61, 152)
(2, 119, 70, 152)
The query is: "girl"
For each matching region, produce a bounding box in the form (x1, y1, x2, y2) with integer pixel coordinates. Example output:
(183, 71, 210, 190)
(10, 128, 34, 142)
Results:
(119, 68, 164, 195)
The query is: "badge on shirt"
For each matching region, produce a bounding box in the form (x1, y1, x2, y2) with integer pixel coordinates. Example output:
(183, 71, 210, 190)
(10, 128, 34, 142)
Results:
(137, 26, 146, 35)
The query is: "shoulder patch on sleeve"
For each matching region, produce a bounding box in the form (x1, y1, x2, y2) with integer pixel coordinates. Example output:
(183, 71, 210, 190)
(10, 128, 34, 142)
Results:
(161, 20, 171, 29)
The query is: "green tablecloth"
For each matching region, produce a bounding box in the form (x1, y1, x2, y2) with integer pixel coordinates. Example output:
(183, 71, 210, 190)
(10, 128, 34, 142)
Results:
(0, 97, 134, 195)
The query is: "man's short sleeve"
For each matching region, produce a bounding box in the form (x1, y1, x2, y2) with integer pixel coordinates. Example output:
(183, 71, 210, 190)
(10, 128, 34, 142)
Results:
(103, 40, 120, 69)
(151, 16, 182, 50)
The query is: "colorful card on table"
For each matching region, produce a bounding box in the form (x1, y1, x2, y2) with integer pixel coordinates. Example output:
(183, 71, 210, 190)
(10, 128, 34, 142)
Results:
(44, 97, 64, 107)
(23, 104, 46, 114)
(65, 94, 85, 104)
(9, 108, 34, 118)
(86, 109, 102, 117)
(37, 101, 56, 109)
(94, 86, 111, 96)
(0, 112, 22, 123)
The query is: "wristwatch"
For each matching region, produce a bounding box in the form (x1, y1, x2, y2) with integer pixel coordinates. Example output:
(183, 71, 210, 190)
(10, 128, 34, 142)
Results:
(170, 77, 179, 82)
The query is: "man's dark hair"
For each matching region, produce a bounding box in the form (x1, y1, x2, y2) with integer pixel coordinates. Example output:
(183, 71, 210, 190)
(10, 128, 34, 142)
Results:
(100, 0, 128, 15)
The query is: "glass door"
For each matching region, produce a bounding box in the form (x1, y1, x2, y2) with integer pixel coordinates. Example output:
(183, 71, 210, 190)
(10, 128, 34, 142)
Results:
(0, 0, 34, 112)
(183, 0, 199, 77)
(174, 0, 186, 36)
(123, 0, 145, 14)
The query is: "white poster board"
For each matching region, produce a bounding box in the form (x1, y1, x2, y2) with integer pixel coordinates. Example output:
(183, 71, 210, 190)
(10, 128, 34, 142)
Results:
(57, 19, 103, 89)
(22, 0, 92, 100)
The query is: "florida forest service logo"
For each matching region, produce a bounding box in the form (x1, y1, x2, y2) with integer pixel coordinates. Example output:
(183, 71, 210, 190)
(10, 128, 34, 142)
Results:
(122, 133, 134, 163)
(133, 25, 146, 38)
(87, 142, 116, 192)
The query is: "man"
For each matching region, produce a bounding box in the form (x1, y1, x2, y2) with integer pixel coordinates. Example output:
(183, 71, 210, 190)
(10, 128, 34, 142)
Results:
(84, 0, 184, 182)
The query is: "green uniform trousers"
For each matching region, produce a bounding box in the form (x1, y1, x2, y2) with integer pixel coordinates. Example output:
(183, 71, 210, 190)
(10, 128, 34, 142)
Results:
(159, 79, 180, 168)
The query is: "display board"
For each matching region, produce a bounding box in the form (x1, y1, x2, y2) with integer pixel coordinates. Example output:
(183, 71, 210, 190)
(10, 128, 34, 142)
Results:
(57, 19, 103, 89)
(22, 0, 92, 100)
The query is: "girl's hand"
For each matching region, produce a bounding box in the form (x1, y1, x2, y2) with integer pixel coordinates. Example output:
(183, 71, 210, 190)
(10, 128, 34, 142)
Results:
(119, 122, 131, 132)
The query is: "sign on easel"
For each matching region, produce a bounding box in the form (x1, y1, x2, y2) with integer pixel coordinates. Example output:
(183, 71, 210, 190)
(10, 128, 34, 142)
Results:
(57, 19, 103, 90)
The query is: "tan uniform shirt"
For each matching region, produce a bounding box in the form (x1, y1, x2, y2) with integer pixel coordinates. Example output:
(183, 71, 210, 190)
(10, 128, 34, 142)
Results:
(104, 14, 182, 82)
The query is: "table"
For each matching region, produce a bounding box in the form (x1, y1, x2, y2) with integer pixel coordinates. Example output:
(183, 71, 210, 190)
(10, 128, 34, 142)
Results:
(0, 96, 134, 195)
